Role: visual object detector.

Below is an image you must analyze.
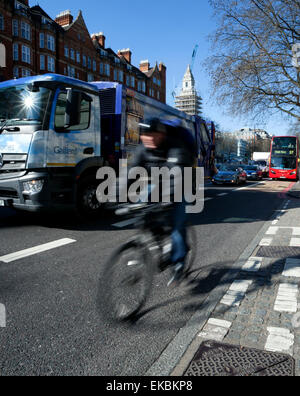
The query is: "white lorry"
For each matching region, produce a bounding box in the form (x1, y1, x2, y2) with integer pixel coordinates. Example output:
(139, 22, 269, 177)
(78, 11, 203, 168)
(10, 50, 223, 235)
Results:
(252, 152, 270, 176)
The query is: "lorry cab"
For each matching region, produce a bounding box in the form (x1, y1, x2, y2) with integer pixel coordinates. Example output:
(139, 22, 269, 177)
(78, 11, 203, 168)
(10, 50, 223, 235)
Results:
(0, 74, 103, 213)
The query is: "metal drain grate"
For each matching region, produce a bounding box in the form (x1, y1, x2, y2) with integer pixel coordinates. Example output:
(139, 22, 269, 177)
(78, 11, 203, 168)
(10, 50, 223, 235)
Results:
(184, 341, 295, 376)
(257, 246, 300, 259)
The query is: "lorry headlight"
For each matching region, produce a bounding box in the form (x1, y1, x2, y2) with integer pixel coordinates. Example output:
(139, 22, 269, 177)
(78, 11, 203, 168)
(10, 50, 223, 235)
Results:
(23, 179, 44, 195)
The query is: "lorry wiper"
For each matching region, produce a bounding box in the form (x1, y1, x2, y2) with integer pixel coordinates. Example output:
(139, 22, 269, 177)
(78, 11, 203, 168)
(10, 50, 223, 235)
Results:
(0, 118, 40, 134)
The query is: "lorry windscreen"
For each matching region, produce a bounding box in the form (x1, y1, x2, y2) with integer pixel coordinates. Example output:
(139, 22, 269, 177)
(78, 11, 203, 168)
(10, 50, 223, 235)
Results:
(0, 84, 52, 128)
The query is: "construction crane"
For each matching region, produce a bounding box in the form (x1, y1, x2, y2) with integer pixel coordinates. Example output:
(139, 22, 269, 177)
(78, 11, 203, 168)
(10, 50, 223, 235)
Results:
(172, 44, 199, 99)
(190, 44, 199, 73)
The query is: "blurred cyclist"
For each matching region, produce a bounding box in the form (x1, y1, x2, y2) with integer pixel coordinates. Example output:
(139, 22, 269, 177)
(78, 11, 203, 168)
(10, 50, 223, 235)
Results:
(128, 118, 197, 285)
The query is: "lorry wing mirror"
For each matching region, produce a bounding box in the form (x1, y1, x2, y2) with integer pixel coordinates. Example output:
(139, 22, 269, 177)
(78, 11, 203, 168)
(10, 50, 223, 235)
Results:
(64, 89, 82, 129)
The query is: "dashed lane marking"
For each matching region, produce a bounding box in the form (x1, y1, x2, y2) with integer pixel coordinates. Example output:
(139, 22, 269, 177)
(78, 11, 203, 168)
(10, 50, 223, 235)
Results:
(0, 304, 6, 328)
(113, 219, 136, 228)
(0, 238, 76, 263)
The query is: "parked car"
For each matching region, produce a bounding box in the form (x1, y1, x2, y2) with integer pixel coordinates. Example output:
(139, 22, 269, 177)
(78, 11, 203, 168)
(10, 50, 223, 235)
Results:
(212, 164, 247, 185)
(243, 165, 263, 181)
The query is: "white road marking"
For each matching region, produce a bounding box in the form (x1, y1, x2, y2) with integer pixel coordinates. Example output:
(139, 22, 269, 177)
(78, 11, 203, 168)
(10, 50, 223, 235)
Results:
(217, 193, 228, 197)
(274, 284, 298, 313)
(290, 238, 300, 247)
(283, 259, 300, 278)
(0, 304, 6, 328)
(220, 280, 252, 307)
(242, 257, 263, 272)
(198, 318, 232, 342)
(266, 226, 279, 235)
(265, 327, 294, 354)
(259, 238, 273, 246)
(233, 182, 262, 192)
(0, 239, 76, 263)
(266, 226, 300, 236)
(113, 219, 136, 228)
(205, 197, 213, 201)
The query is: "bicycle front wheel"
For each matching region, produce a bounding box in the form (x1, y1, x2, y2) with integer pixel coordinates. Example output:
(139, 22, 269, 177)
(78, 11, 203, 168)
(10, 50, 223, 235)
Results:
(98, 241, 154, 322)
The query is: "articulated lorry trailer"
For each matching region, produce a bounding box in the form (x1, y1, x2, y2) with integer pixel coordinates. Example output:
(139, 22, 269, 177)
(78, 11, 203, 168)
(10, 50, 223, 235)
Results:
(0, 74, 215, 214)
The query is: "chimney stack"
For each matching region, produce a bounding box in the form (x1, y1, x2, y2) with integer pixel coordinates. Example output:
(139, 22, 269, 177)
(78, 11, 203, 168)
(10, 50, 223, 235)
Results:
(140, 60, 150, 73)
(91, 32, 106, 48)
(118, 49, 132, 64)
(55, 10, 74, 27)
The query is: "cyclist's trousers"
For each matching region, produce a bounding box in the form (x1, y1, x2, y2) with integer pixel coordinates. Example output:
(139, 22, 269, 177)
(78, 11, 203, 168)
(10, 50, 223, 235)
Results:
(171, 201, 188, 265)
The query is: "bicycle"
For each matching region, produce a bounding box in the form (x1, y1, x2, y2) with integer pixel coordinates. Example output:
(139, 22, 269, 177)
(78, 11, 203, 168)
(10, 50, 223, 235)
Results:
(97, 202, 197, 322)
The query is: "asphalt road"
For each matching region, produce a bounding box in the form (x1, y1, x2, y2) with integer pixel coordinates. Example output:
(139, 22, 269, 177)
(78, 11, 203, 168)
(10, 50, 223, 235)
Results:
(0, 180, 290, 375)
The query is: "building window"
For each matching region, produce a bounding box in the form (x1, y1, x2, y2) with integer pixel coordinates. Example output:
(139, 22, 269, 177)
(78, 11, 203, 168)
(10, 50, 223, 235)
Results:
(0, 14, 4, 31)
(88, 73, 94, 82)
(93, 60, 96, 72)
(15, 1, 28, 15)
(12, 20, 18, 36)
(119, 70, 123, 83)
(114, 69, 118, 81)
(13, 43, 19, 60)
(88, 56, 91, 69)
(47, 35, 55, 52)
(76, 51, 81, 63)
(83, 55, 87, 67)
(100, 63, 104, 74)
(131, 76, 135, 88)
(47, 56, 55, 72)
(22, 68, 31, 77)
(40, 33, 45, 49)
(142, 81, 146, 93)
(126, 75, 130, 86)
(64, 46, 69, 58)
(40, 55, 45, 70)
(67, 65, 75, 78)
(21, 45, 30, 64)
(13, 66, 19, 78)
(105, 64, 110, 77)
(70, 48, 75, 61)
(21, 21, 31, 41)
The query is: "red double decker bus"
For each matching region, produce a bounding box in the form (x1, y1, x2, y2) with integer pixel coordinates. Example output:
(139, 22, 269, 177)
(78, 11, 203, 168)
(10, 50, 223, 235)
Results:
(269, 136, 299, 181)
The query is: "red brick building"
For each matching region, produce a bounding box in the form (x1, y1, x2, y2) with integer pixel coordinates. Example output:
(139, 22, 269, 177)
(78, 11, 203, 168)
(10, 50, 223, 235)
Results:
(0, 0, 166, 103)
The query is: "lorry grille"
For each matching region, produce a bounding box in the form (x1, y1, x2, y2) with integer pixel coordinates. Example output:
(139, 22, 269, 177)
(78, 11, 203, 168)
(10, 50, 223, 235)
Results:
(0, 154, 27, 175)
(0, 188, 19, 198)
(99, 88, 116, 115)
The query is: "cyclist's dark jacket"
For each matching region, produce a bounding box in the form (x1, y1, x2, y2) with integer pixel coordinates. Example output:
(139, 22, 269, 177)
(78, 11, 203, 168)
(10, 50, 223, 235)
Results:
(129, 126, 197, 200)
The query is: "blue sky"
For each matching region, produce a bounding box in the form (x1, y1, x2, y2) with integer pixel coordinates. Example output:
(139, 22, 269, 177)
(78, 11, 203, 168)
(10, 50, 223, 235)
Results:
(34, 0, 291, 135)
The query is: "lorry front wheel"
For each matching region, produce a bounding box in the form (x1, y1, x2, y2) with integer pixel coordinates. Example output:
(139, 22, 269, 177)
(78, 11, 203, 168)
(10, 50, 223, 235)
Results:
(77, 177, 102, 216)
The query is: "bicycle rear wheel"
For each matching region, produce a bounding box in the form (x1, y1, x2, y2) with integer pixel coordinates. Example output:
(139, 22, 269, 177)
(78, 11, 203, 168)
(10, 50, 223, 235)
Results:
(98, 241, 154, 322)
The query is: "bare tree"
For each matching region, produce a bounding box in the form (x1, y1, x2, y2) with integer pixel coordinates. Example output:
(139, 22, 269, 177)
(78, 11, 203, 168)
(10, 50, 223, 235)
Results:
(207, 0, 300, 122)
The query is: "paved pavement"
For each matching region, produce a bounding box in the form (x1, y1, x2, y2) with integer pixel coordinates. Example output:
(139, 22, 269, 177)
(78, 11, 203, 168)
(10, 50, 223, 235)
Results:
(169, 183, 300, 376)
